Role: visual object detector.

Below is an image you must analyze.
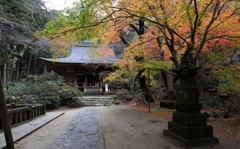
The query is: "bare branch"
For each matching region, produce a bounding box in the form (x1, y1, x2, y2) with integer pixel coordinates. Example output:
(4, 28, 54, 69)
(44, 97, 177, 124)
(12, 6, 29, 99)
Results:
(112, 7, 189, 46)
(193, 1, 222, 62)
(31, 11, 41, 30)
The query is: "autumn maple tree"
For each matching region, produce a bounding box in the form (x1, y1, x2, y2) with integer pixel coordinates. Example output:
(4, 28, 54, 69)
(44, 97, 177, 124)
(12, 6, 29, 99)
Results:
(36, 0, 240, 101)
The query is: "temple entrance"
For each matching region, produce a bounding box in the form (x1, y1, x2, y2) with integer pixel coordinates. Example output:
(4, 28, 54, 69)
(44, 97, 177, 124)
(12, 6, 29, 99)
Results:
(87, 75, 99, 87)
(76, 75, 85, 87)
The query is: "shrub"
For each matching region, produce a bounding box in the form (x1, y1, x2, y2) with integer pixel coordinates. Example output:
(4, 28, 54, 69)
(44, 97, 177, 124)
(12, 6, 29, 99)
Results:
(112, 95, 117, 100)
(200, 82, 240, 113)
(5, 73, 83, 109)
(116, 89, 130, 97)
(59, 85, 83, 107)
(112, 99, 120, 105)
(5, 80, 62, 109)
(114, 100, 120, 105)
(35, 81, 62, 109)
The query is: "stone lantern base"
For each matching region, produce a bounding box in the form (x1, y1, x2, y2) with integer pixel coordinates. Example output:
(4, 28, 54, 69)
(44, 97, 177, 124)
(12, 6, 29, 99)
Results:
(163, 112, 219, 148)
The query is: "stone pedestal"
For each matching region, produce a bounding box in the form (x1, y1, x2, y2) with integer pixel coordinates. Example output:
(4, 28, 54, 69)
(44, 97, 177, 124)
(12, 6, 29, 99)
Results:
(163, 58, 219, 148)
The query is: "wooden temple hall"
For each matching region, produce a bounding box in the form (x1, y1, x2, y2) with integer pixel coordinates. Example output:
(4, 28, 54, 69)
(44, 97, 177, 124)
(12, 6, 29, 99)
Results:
(39, 44, 121, 94)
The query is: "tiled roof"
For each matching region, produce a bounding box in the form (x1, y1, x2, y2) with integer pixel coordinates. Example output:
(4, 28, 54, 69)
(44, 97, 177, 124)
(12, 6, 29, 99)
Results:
(39, 45, 121, 64)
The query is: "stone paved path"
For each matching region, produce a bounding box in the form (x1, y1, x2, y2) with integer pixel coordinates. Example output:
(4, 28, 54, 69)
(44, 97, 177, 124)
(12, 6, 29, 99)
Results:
(50, 107, 100, 149)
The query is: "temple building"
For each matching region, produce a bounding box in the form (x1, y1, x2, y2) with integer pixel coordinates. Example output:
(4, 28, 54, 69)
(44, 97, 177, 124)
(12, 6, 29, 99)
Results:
(39, 44, 121, 94)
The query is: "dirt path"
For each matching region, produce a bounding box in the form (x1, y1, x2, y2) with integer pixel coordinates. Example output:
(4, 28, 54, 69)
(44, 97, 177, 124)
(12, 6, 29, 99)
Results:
(14, 107, 82, 149)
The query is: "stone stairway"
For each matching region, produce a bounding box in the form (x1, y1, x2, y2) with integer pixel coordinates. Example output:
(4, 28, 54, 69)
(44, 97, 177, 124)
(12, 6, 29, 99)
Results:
(84, 87, 102, 95)
(78, 95, 113, 106)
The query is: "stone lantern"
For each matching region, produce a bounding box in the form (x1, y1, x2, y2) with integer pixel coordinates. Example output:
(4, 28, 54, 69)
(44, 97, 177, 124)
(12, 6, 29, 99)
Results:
(163, 57, 219, 148)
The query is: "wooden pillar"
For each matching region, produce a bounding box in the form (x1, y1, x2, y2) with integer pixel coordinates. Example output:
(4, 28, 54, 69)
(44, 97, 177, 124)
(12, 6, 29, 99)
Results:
(34, 56, 37, 75)
(44, 66, 47, 73)
(73, 73, 76, 87)
(43, 104, 46, 114)
(85, 74, 88, 86)
(23, 111, 27, 121)
(29, 106, 33, 119)
(19, 112, 22, 123)
(84, 74, 87, 93)
(39, 107, 42, 115)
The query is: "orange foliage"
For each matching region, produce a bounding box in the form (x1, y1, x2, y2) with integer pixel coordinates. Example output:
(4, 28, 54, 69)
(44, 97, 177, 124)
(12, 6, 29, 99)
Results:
(36, 0, 240, 70)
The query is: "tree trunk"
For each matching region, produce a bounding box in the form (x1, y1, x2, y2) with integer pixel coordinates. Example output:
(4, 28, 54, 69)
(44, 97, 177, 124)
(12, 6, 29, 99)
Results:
(16, 61, 19, 81)
(20, 70, 26, 80)
(7, 61, 12, 83)
(161, 70, 168, 88)
(138, 70, 154, 102)
(9, 66, 12, 83)
(4, 60, 13, 87)
(0, 74, 14, 149)
(121, 19, 155, 102)
(27, 55, 32, 75)
(3, 62, 6, 86)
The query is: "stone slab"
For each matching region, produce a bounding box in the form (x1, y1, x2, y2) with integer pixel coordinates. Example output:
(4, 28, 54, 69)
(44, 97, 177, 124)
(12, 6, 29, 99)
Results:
(50, 107, 104, 149)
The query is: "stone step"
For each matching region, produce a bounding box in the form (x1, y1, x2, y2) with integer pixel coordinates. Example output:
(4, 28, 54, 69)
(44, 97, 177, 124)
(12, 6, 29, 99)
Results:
(80, 102, 112, 106)
(82, 97, 112, 99)
(81, 99, 112, 102)
(84, 87, 102, 95)
(85, 87, 102, 91)
(78, 95, 113, 106)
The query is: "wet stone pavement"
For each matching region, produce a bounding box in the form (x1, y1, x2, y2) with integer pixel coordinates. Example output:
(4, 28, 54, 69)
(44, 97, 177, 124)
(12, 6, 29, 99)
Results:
(50, 107, 100, 149)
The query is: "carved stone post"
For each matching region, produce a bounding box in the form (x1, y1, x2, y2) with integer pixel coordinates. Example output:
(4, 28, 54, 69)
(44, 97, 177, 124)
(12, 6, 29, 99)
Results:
(163, 58, 219, 148)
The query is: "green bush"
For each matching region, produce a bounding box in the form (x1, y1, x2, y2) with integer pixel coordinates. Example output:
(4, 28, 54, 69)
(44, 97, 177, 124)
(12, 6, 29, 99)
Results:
(116, 89, 131, 97)
(59, 85, 83, 107)
(199, 82, 240, 113)
(112, 95, 117, 100)
(5, 73, 83, 109)
(35, 81, 62, 109)
(5, 80, 62, 109)
(112, 95, 120, 105)
(112, 99, 120, 105)
(114, 100, 120, 105)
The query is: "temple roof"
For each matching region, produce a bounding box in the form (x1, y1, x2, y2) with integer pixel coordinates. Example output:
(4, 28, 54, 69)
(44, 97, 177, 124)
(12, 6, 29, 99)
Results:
(39, 44, 121, 64)
(39, 44, 121, 76)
